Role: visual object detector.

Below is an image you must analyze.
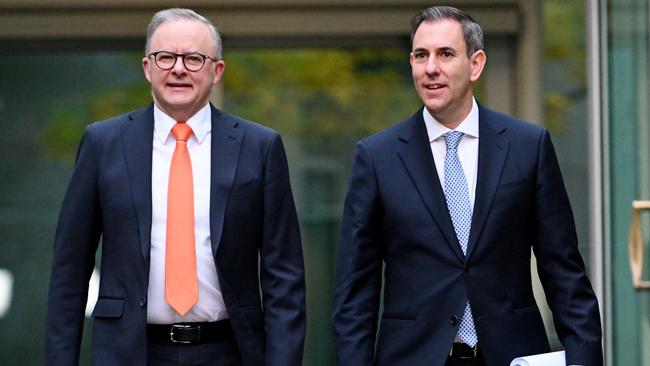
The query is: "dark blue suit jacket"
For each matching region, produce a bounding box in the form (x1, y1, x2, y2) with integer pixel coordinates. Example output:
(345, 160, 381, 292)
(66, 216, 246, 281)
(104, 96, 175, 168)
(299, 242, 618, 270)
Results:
(332, 105, 602, 366)
(45, 103, 306, 366)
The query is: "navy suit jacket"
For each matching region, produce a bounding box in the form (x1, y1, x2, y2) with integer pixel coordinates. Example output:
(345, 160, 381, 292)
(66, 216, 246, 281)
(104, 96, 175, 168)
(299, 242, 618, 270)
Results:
(45, 103, 306, 366)
(332, 105, 602, 366)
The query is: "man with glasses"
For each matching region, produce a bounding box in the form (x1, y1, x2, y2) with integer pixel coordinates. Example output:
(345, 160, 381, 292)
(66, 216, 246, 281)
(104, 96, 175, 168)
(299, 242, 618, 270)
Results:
(45, 8, 305, 366)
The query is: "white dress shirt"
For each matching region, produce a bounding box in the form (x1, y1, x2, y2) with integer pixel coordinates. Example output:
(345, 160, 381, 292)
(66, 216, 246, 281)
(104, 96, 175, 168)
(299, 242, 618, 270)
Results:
(424, 99, 480, 345)
(147, 103, 228, 324)
(423, 98, 480, 208)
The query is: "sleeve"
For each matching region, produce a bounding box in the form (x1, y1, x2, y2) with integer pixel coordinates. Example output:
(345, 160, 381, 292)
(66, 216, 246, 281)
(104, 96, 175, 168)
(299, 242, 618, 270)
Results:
(44, 126, 103, 366)
(532, 130, 603, 366)
(332, 141, 384, 366)
(259, 133, 306, 366)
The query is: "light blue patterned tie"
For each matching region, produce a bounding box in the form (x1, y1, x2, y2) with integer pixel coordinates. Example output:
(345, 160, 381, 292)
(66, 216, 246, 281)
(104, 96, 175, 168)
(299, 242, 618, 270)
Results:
(443, 131, 478, 347)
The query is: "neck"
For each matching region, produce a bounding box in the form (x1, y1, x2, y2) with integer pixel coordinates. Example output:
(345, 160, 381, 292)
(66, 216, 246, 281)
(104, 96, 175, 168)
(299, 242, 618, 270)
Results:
(154, 101, 210, 123)
(430, 97, 474, 130)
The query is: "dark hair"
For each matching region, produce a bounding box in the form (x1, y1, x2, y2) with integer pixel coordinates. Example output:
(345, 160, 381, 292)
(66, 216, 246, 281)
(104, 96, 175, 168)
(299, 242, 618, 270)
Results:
(410, 5, 484, 57)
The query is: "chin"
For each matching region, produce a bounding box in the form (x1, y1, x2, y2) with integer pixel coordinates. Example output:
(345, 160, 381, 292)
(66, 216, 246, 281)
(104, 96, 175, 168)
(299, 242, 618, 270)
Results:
(165, 96, 195, 107)
(420, 94, 443, 107)
(424, 103, 445, 114)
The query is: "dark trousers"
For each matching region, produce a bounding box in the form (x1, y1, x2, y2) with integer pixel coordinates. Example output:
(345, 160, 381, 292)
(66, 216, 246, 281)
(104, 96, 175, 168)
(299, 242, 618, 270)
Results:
(147, 337, 242, 366)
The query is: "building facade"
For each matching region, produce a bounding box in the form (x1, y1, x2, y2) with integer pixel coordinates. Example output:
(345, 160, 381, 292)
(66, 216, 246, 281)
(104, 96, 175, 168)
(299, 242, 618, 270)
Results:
(0, 0, 646, 364)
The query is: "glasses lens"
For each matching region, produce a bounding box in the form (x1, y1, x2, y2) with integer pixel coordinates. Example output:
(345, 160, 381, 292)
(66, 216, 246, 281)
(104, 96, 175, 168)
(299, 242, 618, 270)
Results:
(183, 54, 206, 71)
(155, 52, 176, 69)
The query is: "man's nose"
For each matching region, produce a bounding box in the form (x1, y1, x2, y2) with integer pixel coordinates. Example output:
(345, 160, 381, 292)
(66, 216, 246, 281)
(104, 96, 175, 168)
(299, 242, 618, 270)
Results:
(425, 56, 440, 75)
(172, 55, 187, 74)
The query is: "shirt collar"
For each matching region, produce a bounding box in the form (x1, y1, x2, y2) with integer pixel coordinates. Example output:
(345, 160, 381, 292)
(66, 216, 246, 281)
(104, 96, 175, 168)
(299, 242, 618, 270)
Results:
(423, 98, 479, 143)
(153, 103, 212, 145)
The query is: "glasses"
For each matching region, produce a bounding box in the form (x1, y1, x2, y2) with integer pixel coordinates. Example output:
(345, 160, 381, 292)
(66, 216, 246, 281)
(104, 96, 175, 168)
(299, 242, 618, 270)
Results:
(148, 51, 219, 72)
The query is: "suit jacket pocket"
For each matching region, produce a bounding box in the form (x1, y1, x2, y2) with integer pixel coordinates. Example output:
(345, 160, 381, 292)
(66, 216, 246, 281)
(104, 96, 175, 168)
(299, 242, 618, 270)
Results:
(380, 313, 417, 330)
(91, 297, 124, 318)
(381, 313, 417, 321)
(496, 179, 533, 196)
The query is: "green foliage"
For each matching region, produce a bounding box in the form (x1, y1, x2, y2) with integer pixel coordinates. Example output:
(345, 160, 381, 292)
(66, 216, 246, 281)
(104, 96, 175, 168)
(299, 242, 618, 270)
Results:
(544, 0, 586, 61)
(544, 92, 571, 134)
(542, 0, 587, 135)
(40, 83, 151, 161)
(41, 48, 419, 160)
(39, 108, 88, 161)
(89, 83, 151, 121)
(223, 48, 419, 154)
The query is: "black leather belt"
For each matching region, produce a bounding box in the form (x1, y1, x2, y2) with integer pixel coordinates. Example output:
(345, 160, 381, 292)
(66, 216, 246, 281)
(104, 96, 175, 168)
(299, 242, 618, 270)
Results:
(448, 342, 479, 359)
(147, 320, 233, 344)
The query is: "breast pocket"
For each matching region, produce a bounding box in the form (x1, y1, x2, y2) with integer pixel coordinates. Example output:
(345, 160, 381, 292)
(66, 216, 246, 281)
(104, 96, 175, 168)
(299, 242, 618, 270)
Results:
(91, 297, 124, 319)
(495, 179, 533, 197)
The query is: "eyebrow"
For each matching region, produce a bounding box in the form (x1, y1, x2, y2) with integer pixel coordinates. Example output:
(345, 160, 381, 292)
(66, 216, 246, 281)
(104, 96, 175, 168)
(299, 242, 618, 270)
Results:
(437, 46, 456, 53)
(412, 46, 457, 53)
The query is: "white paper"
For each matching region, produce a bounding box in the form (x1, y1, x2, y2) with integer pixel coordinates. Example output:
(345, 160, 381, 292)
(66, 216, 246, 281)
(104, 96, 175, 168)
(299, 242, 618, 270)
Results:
(510, 350, 565, 366)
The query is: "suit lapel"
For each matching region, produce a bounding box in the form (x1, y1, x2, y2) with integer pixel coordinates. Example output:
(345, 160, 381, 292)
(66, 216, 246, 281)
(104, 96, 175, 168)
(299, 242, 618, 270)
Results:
(209, 105, 244, 257)
(466, 106, 509, 259)
(397, 110, 464, 261)
(121, 104, 154, 262)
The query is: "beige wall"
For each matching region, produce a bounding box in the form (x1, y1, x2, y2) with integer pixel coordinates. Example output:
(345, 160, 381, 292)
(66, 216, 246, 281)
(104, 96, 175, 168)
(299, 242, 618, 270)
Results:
(0, 1, 519, 38)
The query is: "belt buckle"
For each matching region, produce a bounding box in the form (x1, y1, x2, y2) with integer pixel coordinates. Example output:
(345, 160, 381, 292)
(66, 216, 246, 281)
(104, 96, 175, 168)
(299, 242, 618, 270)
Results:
(169, 324, 195, 344)
(458, 347, 477, 360)
(449, 343, 477, 359)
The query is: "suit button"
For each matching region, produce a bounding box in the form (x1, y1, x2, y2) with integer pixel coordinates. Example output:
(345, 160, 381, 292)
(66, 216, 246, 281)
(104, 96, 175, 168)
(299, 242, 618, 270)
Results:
(139, 297, 147, 307)
(464, 267, 470, 274)
(450, 315, 459, 325)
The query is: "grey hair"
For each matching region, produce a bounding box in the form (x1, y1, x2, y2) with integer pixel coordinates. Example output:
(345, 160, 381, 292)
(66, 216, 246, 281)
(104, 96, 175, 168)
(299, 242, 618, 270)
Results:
(410, 5, 484, 58)
(145, 8, 222, 59)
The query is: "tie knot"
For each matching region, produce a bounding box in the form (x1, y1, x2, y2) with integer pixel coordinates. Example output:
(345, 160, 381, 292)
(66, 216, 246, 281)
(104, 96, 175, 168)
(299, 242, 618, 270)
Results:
(172, 122, 193, 142)
(443, 131, 464, 151)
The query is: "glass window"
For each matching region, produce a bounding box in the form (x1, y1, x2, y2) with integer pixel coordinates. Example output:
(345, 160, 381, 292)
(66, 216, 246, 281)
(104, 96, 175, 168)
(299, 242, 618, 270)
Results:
(606, 0, 650, 364)
(0, 51, 146, 364)
(0, 47, 418, 365)
(0, 5, 599, 359)
(223, 48, 418, 365)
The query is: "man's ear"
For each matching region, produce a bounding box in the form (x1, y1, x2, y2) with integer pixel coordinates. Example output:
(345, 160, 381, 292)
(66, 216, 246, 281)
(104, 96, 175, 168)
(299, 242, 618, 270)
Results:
(469, 50, 486, 82)
(142, 56, 152, 83)
(212, 60, 226, 85)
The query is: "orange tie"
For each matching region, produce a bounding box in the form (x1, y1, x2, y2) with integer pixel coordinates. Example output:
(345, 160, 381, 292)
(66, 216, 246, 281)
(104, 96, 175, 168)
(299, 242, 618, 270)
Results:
(165, 122, 198, 316)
